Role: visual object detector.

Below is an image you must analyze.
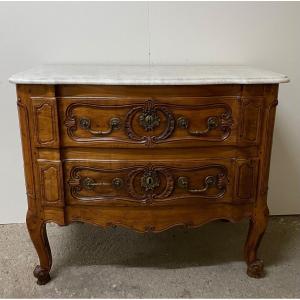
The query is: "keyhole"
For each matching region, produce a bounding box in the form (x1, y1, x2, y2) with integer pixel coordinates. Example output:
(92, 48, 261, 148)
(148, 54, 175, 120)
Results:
(146, 176, 153, 185)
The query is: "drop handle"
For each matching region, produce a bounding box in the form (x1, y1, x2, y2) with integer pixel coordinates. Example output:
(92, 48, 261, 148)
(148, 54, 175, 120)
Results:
(177, 116, 219, 136)
(81, 177, 124, 190)
(177, 175, 217, 193)
(79, 117, 121, 136)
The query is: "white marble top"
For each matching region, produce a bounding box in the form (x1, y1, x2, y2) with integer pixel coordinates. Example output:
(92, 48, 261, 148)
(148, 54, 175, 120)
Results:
(9, 65, 289, 85)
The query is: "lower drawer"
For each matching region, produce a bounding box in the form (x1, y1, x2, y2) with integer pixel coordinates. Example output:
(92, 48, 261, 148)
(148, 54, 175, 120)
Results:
(63, 158, 258, 206)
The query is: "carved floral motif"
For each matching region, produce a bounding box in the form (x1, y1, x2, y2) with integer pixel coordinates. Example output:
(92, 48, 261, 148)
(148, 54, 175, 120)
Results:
(125, 100, 175, 146)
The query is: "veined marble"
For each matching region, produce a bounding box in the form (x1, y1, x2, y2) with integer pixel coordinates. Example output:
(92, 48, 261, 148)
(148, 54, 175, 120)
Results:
(9, 65, 289, 85)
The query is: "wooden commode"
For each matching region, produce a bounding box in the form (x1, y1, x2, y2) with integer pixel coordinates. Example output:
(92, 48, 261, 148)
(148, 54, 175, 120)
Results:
(10, 65, 289, 284)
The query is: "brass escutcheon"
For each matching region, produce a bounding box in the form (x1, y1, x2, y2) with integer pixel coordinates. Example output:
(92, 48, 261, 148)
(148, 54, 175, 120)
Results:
(141, 170, 160, 191)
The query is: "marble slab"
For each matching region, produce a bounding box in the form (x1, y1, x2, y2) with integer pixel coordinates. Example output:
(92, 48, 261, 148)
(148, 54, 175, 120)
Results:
(9, 65, 289, 85)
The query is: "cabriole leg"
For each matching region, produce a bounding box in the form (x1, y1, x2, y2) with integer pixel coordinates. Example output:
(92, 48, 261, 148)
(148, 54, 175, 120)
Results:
(26, 211, 52, 285)
(244, 206, 269, 278)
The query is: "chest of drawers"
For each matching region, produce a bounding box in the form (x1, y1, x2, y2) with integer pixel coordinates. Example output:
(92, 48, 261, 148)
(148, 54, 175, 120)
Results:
(10, 65, 288, 285)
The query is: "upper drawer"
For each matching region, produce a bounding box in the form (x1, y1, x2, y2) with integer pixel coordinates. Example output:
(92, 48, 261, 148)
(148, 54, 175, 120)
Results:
(59, 97, 241, 148)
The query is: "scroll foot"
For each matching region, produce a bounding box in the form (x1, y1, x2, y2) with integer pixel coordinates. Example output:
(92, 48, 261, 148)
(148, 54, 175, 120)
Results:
(244, 205, 268, 279)
(247, 259, 265, 278)
(33, 265, 51, 285)
(27, 211, 52, 285)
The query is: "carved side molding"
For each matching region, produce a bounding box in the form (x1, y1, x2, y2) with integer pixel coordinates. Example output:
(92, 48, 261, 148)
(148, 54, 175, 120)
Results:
(17, 98, 35, 199)
(239, 97, 263, 144)
(31, 98, 60, 148)
(259, 97, 279, 197)
(234, 159, 259, 202)
(38, 160, 64, 207)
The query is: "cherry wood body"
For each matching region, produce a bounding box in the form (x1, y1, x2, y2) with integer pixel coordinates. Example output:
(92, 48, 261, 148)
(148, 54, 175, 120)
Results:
(16, 83, 278, 284)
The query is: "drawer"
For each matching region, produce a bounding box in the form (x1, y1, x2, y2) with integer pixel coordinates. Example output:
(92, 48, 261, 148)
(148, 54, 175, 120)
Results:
(60, 97, 240, 148)
(63, 158, 258, 207)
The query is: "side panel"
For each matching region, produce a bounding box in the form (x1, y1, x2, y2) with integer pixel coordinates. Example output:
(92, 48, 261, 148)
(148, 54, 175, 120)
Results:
(234, 159, 259, 202)
(16, 85, 65, 225)
(31, 98, 60, 148)
(38, 160, 64, 207)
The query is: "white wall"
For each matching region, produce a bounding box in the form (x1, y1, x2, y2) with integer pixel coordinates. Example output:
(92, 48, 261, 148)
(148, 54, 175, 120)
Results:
(0, 2, 299, 224)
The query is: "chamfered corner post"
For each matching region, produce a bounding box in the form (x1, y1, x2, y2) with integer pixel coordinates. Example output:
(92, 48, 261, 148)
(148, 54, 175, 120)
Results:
(244, 84, 279, 278)
(16, 84, 58, 285)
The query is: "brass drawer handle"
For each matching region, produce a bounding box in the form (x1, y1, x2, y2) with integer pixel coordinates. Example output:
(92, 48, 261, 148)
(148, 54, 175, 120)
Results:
(177, 116, 219, 136)
(177, 175, 220, 193)
(82, 177, 123, 190)
(79, 117, 121, 136)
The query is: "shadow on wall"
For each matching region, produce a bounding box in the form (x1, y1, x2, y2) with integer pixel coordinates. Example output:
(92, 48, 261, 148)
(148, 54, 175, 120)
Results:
(268, 113, 300, 215)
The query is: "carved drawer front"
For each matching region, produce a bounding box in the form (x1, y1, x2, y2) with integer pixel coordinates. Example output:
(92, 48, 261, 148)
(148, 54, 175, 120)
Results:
(64, 159, 241, 206)
(60, 97, 239, 148)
